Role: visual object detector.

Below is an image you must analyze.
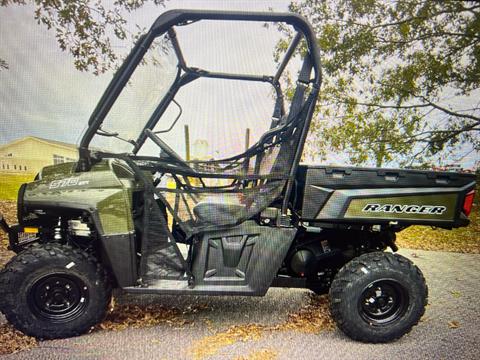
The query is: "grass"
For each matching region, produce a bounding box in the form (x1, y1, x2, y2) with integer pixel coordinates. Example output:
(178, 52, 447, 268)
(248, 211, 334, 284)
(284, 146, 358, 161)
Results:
(0, 173, 35, 200)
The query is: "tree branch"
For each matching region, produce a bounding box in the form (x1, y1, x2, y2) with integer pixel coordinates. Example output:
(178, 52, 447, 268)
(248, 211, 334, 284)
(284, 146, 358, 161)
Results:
(0, 58, 8, 70)
(352, 101, 431, 110)
(414, 95, 480, 122)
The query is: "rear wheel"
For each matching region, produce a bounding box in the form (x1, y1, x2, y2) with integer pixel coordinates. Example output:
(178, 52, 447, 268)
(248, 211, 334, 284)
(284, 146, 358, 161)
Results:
(0, 243, 112, 339)
(329, 252, 427, 343)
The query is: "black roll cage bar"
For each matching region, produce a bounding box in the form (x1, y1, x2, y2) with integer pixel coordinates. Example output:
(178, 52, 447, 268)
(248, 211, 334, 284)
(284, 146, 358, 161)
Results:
(77, 9, 322, 216)
(78, 10, 321, 158)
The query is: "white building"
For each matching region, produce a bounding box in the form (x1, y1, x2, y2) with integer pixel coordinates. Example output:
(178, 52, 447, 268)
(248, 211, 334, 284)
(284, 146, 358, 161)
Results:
(0, 136, 78, 174)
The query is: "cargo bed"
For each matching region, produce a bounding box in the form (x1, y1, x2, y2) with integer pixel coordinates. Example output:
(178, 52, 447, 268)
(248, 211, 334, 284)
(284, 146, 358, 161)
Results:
(294, 165, 476, 228)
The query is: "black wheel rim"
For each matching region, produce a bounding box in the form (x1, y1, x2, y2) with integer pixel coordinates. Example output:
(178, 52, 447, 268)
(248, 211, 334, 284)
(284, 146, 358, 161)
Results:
(28, 273, 89, 323)
(358, 279, 408, 325)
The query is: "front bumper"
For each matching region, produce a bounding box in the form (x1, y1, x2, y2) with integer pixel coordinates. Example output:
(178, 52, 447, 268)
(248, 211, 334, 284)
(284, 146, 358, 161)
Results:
(0, 213, 38, 253)
(0, 213, 10, 234)
(0, 213, 18, 252)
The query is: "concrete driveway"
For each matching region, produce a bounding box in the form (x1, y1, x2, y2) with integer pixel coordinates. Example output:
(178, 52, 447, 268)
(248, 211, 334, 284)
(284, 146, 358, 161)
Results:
(2, 249, 479, 360)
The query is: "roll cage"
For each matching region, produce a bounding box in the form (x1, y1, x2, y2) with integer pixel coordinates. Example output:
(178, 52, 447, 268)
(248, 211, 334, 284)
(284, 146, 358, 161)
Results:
(77, 10, 322, 236)
(79, 11, 320, 153)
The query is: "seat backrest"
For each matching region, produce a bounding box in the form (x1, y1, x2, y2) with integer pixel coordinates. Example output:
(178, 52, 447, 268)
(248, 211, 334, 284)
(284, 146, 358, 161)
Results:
(253, 55, 313, 178)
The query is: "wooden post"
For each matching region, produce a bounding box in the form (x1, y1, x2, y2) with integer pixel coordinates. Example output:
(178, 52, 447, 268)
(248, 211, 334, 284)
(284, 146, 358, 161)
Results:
(184, 125, 190, 161)
(245, 128, 250, 151)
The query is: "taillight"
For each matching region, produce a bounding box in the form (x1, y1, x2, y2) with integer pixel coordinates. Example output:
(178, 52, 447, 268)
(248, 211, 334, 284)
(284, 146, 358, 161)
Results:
(462, 190, 475, 217)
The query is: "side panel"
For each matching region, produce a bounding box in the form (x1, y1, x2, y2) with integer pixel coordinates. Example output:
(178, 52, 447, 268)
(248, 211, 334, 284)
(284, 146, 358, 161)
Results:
(23, 160, 135, 235)
(312, 186, 472, 227)
(192, 221, 296, 295)
(99, 233, 137, 287)
(20, 160, 140, 287)
(296, 165, 476, 227)
(345, 193, 457, 221)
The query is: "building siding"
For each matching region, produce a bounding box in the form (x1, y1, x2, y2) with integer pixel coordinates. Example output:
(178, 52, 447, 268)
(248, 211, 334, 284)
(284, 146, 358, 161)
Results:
(0, 137, 78, 174)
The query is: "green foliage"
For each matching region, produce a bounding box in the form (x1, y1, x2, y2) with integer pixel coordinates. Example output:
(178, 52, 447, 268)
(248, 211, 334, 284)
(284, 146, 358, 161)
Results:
(1, 0, 166, 74)
(284, 0, 480, 167)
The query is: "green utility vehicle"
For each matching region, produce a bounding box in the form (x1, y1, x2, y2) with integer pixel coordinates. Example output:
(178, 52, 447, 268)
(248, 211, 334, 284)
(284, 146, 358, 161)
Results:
(0, 10, 476, 343)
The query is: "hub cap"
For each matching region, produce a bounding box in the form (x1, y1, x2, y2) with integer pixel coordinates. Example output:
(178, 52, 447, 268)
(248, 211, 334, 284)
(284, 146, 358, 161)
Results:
(28, 274, 88, 323)
(359, 279, 408, 325)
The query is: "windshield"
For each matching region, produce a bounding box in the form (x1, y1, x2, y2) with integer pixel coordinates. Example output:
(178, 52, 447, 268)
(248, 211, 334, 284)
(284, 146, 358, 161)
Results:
(90, 35, 178, 153)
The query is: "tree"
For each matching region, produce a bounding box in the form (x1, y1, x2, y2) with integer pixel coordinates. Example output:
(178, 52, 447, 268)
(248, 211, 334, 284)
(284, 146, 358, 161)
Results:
(0, 0, 166, 74)
(282, 0, 480, 167)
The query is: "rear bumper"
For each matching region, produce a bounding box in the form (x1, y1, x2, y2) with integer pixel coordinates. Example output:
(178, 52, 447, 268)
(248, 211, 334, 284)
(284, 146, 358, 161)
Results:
(455, 213, 471, 228)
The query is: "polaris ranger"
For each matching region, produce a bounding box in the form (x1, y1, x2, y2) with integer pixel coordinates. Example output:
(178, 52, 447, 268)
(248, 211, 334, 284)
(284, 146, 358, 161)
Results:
(0, 10, 476, 343)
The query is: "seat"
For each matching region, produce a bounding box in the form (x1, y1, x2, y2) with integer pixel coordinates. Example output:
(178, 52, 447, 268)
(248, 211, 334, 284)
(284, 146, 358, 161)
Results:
(193, 200, 246, 226)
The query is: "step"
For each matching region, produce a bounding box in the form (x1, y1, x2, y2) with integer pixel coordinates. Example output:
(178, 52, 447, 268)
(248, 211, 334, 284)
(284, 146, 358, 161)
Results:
(123, 279, 261, 296)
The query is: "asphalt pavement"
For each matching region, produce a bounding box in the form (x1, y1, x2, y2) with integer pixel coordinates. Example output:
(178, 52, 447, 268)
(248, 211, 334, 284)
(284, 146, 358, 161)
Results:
(1, 249, 479, 360)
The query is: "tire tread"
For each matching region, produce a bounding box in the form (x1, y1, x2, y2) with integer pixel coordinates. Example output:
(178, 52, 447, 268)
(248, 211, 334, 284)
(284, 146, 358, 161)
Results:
(0, 243, 112, 339)
(329, 252, 428, 343)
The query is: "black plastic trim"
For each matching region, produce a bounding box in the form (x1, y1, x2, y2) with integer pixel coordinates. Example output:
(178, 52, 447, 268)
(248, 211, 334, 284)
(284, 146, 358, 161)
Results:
(0, 213, 10, 234)
(99, 232, 137, 287)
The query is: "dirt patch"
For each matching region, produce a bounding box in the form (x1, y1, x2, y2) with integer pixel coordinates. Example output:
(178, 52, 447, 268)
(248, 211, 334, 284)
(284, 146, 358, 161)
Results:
(189, 294, 334, 360)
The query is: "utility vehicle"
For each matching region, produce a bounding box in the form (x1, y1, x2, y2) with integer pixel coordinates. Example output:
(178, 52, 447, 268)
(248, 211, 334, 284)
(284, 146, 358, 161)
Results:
(0, 10, 476, 343)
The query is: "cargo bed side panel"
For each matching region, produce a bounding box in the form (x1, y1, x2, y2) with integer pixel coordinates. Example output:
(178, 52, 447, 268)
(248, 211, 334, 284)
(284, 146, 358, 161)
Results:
(296, 165, 476, 227)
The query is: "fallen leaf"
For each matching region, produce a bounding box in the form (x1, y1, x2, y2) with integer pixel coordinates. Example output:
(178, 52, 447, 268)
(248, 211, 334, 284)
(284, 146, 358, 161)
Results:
(448, 320, 460, 329)
(95, 302, 208, 332)
(450, 290, 462, 298)
(0, 324, 37, 355)
(189, 324, 265, 360)
(189, 295, 334, 359)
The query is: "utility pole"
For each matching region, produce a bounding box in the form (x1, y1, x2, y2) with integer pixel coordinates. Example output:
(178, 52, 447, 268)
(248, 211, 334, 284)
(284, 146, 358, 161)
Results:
(245, 128, 250, 151)
(184, 125, 190, 161)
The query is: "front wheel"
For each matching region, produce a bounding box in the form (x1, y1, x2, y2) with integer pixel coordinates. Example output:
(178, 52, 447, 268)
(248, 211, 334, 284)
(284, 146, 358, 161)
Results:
(0, 244, 112, 339)
(329, 252, 427, 343)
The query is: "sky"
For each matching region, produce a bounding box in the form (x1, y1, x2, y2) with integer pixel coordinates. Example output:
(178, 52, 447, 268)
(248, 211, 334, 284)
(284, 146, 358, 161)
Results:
(0, 0, 478, 168)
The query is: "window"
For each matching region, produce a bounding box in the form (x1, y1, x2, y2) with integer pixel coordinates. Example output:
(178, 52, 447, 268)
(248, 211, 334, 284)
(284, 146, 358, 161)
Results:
(1, 164, 4, 169)
(53, 154, 65, 164)
(13, 165, 16, 170)
(6, 165, 9, 169)
(24, 166, 27, 171)
(66, 157, 76, 162)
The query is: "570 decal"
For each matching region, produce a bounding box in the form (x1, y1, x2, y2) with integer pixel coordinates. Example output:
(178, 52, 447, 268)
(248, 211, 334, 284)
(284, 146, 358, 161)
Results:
(362, 203, 447, 215)
(49, 177, 90, 189)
